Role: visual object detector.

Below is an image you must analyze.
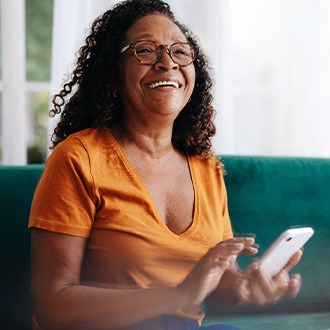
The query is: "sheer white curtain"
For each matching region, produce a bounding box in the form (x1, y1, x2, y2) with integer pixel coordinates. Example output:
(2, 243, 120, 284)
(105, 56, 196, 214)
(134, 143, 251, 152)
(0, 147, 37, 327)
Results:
(50, 0, 330, 157)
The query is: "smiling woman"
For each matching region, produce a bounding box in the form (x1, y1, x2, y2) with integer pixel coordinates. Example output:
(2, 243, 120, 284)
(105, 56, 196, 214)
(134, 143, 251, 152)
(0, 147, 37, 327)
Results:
(49, 2, 215, 157)
(28, 1, 304, 329)
(116, 14, 196, 127)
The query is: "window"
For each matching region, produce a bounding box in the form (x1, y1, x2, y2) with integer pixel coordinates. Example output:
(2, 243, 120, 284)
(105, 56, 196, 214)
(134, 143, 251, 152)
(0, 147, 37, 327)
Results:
(0, 0, 53, 164)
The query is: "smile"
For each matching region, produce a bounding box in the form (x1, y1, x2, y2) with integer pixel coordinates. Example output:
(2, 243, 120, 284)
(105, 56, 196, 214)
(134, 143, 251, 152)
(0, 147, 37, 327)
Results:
(148, 81, 180, 89)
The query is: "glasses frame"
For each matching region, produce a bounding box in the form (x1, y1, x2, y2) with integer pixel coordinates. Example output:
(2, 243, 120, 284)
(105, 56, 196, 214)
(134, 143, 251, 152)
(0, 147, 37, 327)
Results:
(120, 39, 198, 67)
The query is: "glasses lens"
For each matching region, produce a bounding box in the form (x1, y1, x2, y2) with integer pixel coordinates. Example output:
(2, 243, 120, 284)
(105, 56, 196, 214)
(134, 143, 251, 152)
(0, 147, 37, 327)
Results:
(170, 43, 196, 66)
(134, 41, 159, 65)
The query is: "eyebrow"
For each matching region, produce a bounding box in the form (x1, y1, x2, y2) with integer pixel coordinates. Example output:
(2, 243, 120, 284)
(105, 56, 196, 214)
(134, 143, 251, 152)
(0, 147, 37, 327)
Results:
(136, 33, 154, 39)
(129, 36, 188, 45)
(129, 33, 187, 44)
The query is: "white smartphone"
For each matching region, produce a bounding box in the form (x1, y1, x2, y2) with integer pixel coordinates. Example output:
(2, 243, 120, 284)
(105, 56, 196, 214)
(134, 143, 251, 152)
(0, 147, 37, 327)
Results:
(259, 227, 314, 278)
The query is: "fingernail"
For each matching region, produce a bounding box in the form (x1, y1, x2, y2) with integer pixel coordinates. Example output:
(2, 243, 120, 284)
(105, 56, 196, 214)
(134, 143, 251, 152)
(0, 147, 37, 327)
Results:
(251, 262, 259, 271)
(250, 247, 259, 254)
(291, 279, 299, 288)
(246, 237, 255, 244)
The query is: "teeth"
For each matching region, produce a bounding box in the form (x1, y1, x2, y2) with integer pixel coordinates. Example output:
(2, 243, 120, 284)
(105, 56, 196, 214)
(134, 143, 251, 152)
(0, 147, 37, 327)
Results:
(149, 81, 179, 89)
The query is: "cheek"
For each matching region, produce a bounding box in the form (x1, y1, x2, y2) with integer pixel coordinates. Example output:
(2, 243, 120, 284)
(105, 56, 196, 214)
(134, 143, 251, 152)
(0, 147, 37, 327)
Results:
(118, 63, 145, 97)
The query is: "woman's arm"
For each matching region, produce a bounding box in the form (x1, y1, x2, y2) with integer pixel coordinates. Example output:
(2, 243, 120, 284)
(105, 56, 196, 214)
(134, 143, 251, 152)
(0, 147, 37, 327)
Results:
(31, 230, 254, 329)
(31, 229, 183, 329)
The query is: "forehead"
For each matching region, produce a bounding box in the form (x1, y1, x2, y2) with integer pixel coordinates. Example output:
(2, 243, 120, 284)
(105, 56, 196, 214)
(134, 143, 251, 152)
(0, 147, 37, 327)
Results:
(124, 14, 187, 43)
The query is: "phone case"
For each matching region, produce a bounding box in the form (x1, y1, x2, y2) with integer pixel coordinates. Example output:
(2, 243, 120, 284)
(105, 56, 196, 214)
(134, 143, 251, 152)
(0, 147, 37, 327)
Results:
(259, 227, 314, 277)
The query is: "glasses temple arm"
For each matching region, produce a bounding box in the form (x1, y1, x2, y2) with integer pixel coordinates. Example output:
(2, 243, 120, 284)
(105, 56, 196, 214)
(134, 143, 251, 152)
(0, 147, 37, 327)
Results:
(120, 44, 131, 54)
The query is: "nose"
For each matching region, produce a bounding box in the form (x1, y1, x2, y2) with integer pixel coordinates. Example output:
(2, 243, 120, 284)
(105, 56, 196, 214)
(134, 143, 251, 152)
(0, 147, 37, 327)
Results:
(154, 46, 179, 70)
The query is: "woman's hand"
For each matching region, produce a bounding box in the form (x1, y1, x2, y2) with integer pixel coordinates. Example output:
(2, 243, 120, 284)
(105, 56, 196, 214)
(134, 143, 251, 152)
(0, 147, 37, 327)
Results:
(177, 237, 257, 311)
(237, 250, 303, 306)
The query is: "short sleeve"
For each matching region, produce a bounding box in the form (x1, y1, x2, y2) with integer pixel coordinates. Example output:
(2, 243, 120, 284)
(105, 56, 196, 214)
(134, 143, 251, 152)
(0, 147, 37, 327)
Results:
(28, 137, 97, 238)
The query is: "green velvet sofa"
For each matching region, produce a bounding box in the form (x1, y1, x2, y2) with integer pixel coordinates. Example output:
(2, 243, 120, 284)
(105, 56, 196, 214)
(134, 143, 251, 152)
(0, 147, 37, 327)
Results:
(1, 156, 330, 329)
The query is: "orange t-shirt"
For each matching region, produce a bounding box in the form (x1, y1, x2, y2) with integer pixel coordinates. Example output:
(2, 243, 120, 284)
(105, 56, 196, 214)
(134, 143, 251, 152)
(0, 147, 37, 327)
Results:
(29, 128, 233, 319)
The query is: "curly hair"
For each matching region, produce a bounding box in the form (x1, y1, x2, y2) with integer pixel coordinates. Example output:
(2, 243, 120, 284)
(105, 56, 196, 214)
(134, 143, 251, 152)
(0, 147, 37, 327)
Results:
(50, 0, 216, 157)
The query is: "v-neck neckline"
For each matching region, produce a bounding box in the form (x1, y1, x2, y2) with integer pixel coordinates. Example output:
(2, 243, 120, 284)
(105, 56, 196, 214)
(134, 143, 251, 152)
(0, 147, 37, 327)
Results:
(105, 129, 199, 238)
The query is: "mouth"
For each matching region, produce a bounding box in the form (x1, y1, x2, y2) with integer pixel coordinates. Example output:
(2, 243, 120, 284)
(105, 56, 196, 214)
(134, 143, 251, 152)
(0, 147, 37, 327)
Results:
(148, 80, 181, 89)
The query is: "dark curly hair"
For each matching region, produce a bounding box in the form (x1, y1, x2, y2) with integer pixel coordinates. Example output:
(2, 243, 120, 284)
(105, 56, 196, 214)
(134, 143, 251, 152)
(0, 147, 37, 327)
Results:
(50, 0, 216, 157)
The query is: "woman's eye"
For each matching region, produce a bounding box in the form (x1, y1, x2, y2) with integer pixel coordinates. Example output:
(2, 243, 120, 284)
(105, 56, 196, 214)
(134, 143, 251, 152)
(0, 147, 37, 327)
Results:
(174, 48, 189, 56)
(136, 46, 155, 54)
(176, 49, 187, 54)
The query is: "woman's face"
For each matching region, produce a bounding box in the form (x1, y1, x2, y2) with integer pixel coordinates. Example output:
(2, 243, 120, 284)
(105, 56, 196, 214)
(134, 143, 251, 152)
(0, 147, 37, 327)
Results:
(117, 14, 196, 125)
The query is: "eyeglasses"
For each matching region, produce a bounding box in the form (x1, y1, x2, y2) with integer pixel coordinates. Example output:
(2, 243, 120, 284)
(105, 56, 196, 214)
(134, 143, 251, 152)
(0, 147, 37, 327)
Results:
(120, 39, 198, 67)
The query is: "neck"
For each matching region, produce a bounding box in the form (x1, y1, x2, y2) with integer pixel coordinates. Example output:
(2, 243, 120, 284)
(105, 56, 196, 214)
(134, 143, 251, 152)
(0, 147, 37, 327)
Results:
(111, 121, 175, 160)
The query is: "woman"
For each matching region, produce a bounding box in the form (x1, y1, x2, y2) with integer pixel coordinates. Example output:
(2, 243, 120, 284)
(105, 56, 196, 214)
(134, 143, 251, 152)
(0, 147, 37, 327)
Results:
(29, 0, 302, 329)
